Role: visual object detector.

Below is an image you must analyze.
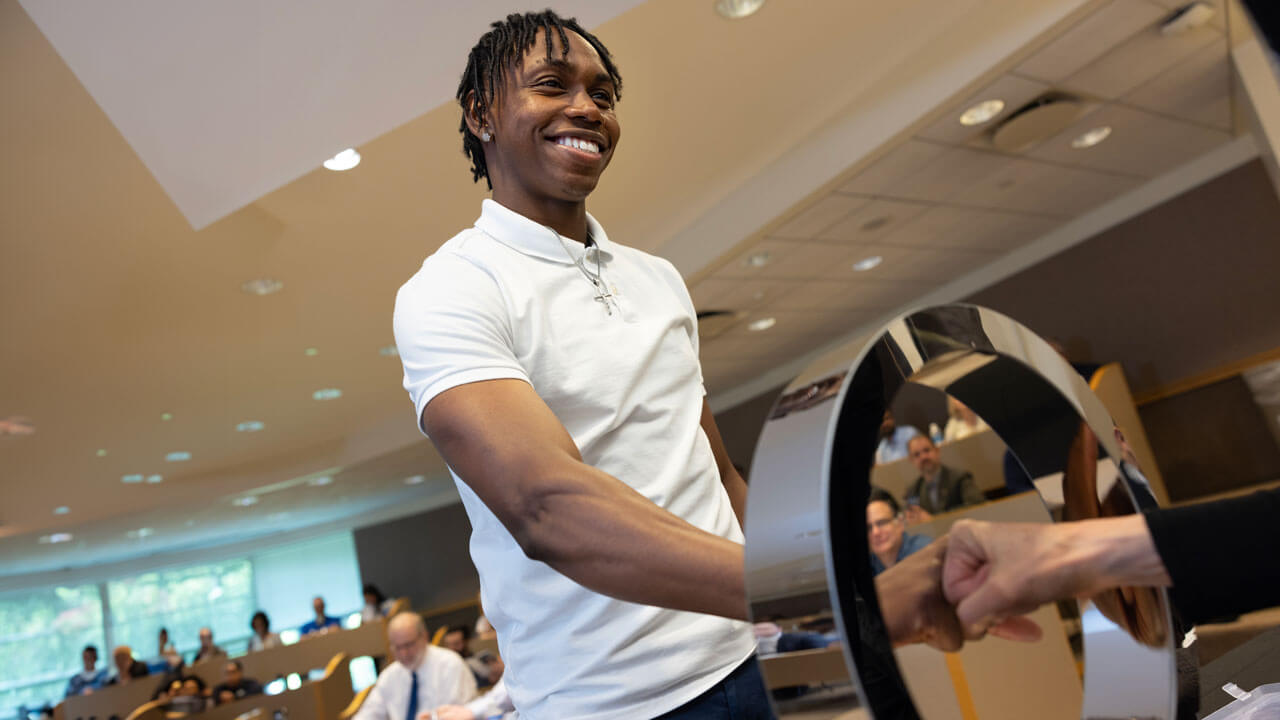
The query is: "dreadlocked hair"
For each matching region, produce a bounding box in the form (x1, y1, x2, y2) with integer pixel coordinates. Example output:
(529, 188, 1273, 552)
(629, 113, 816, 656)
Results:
(456, 9, 623, 188)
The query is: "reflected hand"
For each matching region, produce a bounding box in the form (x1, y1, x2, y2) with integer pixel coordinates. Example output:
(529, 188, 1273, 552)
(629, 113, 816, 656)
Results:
(875, 536, 964, 651)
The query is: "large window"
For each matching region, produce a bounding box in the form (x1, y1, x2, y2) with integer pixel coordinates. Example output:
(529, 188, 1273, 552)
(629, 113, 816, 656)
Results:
(108, 559, 255, 660)
(0, 584, 103, 716)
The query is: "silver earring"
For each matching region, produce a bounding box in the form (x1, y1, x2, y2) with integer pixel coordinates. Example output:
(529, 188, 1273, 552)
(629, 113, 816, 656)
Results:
(480, 129, 492, 142)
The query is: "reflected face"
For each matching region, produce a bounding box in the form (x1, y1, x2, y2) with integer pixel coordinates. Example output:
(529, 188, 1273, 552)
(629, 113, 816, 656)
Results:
(82, 648, 96, 671)
(225, 662, 242, 686)
(313, 597, 326, 616)
(252, 615, 267, 634)
(867, 500, 904, 558)
(388, 622, 428, 669)
(879, 410, 895, 438)
(483, 28, 620, 206)
(442, 630, 466, 654)
(199, 628, 213, 647)
(113, 648, 131, 672)
(908, 437, 940, 475)
(178, 679, 199, 697)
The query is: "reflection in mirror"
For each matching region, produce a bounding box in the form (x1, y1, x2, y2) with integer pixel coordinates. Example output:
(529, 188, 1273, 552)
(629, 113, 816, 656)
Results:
(746, 305, 1179, 720)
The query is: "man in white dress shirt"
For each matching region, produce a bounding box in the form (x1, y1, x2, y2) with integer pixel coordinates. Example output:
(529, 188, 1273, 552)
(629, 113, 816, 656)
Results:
(355, 613, 477, 720)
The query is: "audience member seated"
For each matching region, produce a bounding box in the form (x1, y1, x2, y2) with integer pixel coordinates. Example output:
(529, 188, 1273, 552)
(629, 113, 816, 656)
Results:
(943, 396, 989, 442)
(211, 659, 263, 705)
(248, 610, 282, 652)
(432, 678, 512, 720)
(902, 436, 984, 523)
(300, 595, 342, 636)
(355, 613, 478, 720)
(64, 644, 109, 696)
(167, 675, 209, 715)
(867, 487, 932, 576)
(362, 584, 394, 623)
(105, 645, 149, 685)
(875, 410, 920, 465)
(193, 627, 226, 663)
(441, 625, 503, 687)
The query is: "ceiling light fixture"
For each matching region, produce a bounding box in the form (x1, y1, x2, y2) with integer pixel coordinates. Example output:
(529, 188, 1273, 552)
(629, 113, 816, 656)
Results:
(40, 533, 73, 544)
(146, 475, 163, 484)
(379, 345, 399, 357)
(241, 278, 284, 296)
(96, 449, 108, 457)
(165, 451, 191, 462)
(312, 388, 343, 401)
(307, 476, 333, 486)
(1071, 126, 1112, 149)
(743, 251, 771, 268)
(959, 99, 1005, 126)
(236, 420, 265, 433)
(160, 412, 173, 422)
(714, 0, 764, 19)
(121, 474, 144, 484)
(746, 317, 777, 332)
(852, 255, 884, 272)
(304, 348, 319, 357)
(404, 475, 426, 485)
(323, 148, 361, 171)
(127, 527, 155, 539)
(53, 506, 70, 515)
(233, 496, 258, 507)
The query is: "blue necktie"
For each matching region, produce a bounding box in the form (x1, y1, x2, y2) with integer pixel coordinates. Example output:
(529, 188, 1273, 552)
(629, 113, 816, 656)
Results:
(406, 668, 419, 720)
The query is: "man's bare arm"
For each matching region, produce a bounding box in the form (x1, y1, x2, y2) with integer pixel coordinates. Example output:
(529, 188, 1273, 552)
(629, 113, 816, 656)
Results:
(699, 400, 748, 528)
(423, 379, 748, 621)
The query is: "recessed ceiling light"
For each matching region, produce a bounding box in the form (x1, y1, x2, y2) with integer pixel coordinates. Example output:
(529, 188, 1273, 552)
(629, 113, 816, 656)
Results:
(379, 345, 399, 357)
(96, 449, 108, 457)
(165, 451, 191, 462)
(714, 0, 764, 19)
(146, 474, 164, 484)
(304, 347, 319, 357)
(236, 420, 265, 433)
(233, 496, 259, 507)
(127, 527, 154, 539)
(323, 148, 361, 171)
(1071, 126, 1112, 149)
(241, 278, 284, 296)
(312, 388, 343, 401)
(307, 476, 333, 486)
(39, 532, 73, 544)
(959, 99, 1005, 126)
(160, 412, 173, 422)
(743, 251, 771, 268)
(852, 255, 884, 272)
(860, 216, 892, 232)
(121, 474, 144, 484)
(53, 506, 70, 515)
(404, 475, 426, 485)
(746, 317, 777, 332)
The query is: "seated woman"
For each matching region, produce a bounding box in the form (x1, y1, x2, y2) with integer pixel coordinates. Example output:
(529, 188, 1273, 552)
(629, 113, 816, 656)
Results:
(867, 487, 932, 576)
(248, 610, 281, 652)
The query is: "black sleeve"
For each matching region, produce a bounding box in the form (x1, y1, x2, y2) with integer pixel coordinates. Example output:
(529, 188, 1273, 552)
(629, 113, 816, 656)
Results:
(1142, 488, 1280, 624)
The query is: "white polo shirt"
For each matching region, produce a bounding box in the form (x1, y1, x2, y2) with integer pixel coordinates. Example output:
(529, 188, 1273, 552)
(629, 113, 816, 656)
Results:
(393, 199, 754, 720)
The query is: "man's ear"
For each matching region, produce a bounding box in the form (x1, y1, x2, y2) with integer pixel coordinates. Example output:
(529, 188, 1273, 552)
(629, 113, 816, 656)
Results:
(463, 90, 487, 137)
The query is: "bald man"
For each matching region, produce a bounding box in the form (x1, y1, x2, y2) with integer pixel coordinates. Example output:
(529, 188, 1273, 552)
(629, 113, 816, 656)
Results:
(355, 612, 477, 720)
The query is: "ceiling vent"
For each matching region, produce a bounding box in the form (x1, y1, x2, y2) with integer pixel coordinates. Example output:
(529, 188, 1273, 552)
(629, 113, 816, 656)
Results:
(990, 94, 1087, 153)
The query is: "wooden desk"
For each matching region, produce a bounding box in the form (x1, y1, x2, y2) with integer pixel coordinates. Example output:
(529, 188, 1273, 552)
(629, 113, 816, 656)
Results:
(60, 676, 157, 720)
(189, 620, 387, 686)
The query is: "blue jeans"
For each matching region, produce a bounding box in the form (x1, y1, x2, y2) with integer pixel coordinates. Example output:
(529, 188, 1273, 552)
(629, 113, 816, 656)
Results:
(655, 655, 777, 720)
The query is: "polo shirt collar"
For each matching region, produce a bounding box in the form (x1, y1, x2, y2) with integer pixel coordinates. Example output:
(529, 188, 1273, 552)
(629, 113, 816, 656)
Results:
(475, 198, 614, 265)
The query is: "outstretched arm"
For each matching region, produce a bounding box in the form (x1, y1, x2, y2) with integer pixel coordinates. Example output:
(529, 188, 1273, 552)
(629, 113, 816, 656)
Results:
(424, 379, 749, 621)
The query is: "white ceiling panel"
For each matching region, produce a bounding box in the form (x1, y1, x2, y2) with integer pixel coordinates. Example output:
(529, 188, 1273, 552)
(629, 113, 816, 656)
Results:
(767, 279, 917, 312)
(804, 243, 994, 282)
(813, 197, 932, 244)
(1125, 40, 1232, 130)
(1015, 0, 1167, 83)
(717, 239, 862, 280)
(839, 140, 949, 196)
(917, 74, 1051, 145)
(876, 146, 1016, 204)
(886, 205, 1061, 251)
(770, 194, 871, 239)
(1029, 104, 1232, 177)
(951, 157, 1142, 216)
(1061, 20, 1221, 99)
(690, 278, 797, 312)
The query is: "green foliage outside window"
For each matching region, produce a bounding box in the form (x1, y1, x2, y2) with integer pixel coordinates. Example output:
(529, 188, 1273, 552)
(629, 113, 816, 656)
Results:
(0, 584, 103, 717)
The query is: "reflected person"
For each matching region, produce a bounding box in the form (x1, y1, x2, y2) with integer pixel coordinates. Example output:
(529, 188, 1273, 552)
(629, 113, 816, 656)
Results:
(868, 488, 932, 576)
(902, 436, 983, 523)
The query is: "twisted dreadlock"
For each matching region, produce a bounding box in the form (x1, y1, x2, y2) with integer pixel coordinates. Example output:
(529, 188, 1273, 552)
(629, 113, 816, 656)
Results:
(456, 10, 623, 188)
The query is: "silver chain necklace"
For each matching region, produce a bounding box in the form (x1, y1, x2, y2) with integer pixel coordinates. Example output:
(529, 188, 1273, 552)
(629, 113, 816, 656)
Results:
(554, 228, 617, 316)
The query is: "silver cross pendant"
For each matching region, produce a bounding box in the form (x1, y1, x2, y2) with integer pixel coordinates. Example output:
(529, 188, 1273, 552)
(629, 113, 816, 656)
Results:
(592, 279, 614, 315)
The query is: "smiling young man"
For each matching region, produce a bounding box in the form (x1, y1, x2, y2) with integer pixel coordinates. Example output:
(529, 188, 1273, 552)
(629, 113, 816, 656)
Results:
(393, 11, 765, 719)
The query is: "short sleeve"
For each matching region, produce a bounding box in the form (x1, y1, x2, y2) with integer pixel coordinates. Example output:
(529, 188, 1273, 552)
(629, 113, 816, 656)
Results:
(394, 252, 530, 436)
(652, 255, 705, 395)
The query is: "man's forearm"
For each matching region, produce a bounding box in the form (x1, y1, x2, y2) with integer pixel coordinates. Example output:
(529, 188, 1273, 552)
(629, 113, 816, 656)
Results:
(518, 463, 749, 621)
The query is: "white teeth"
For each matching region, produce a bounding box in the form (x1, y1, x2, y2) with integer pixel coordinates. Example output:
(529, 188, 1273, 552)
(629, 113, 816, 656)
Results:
(556, 137, 600, 154)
